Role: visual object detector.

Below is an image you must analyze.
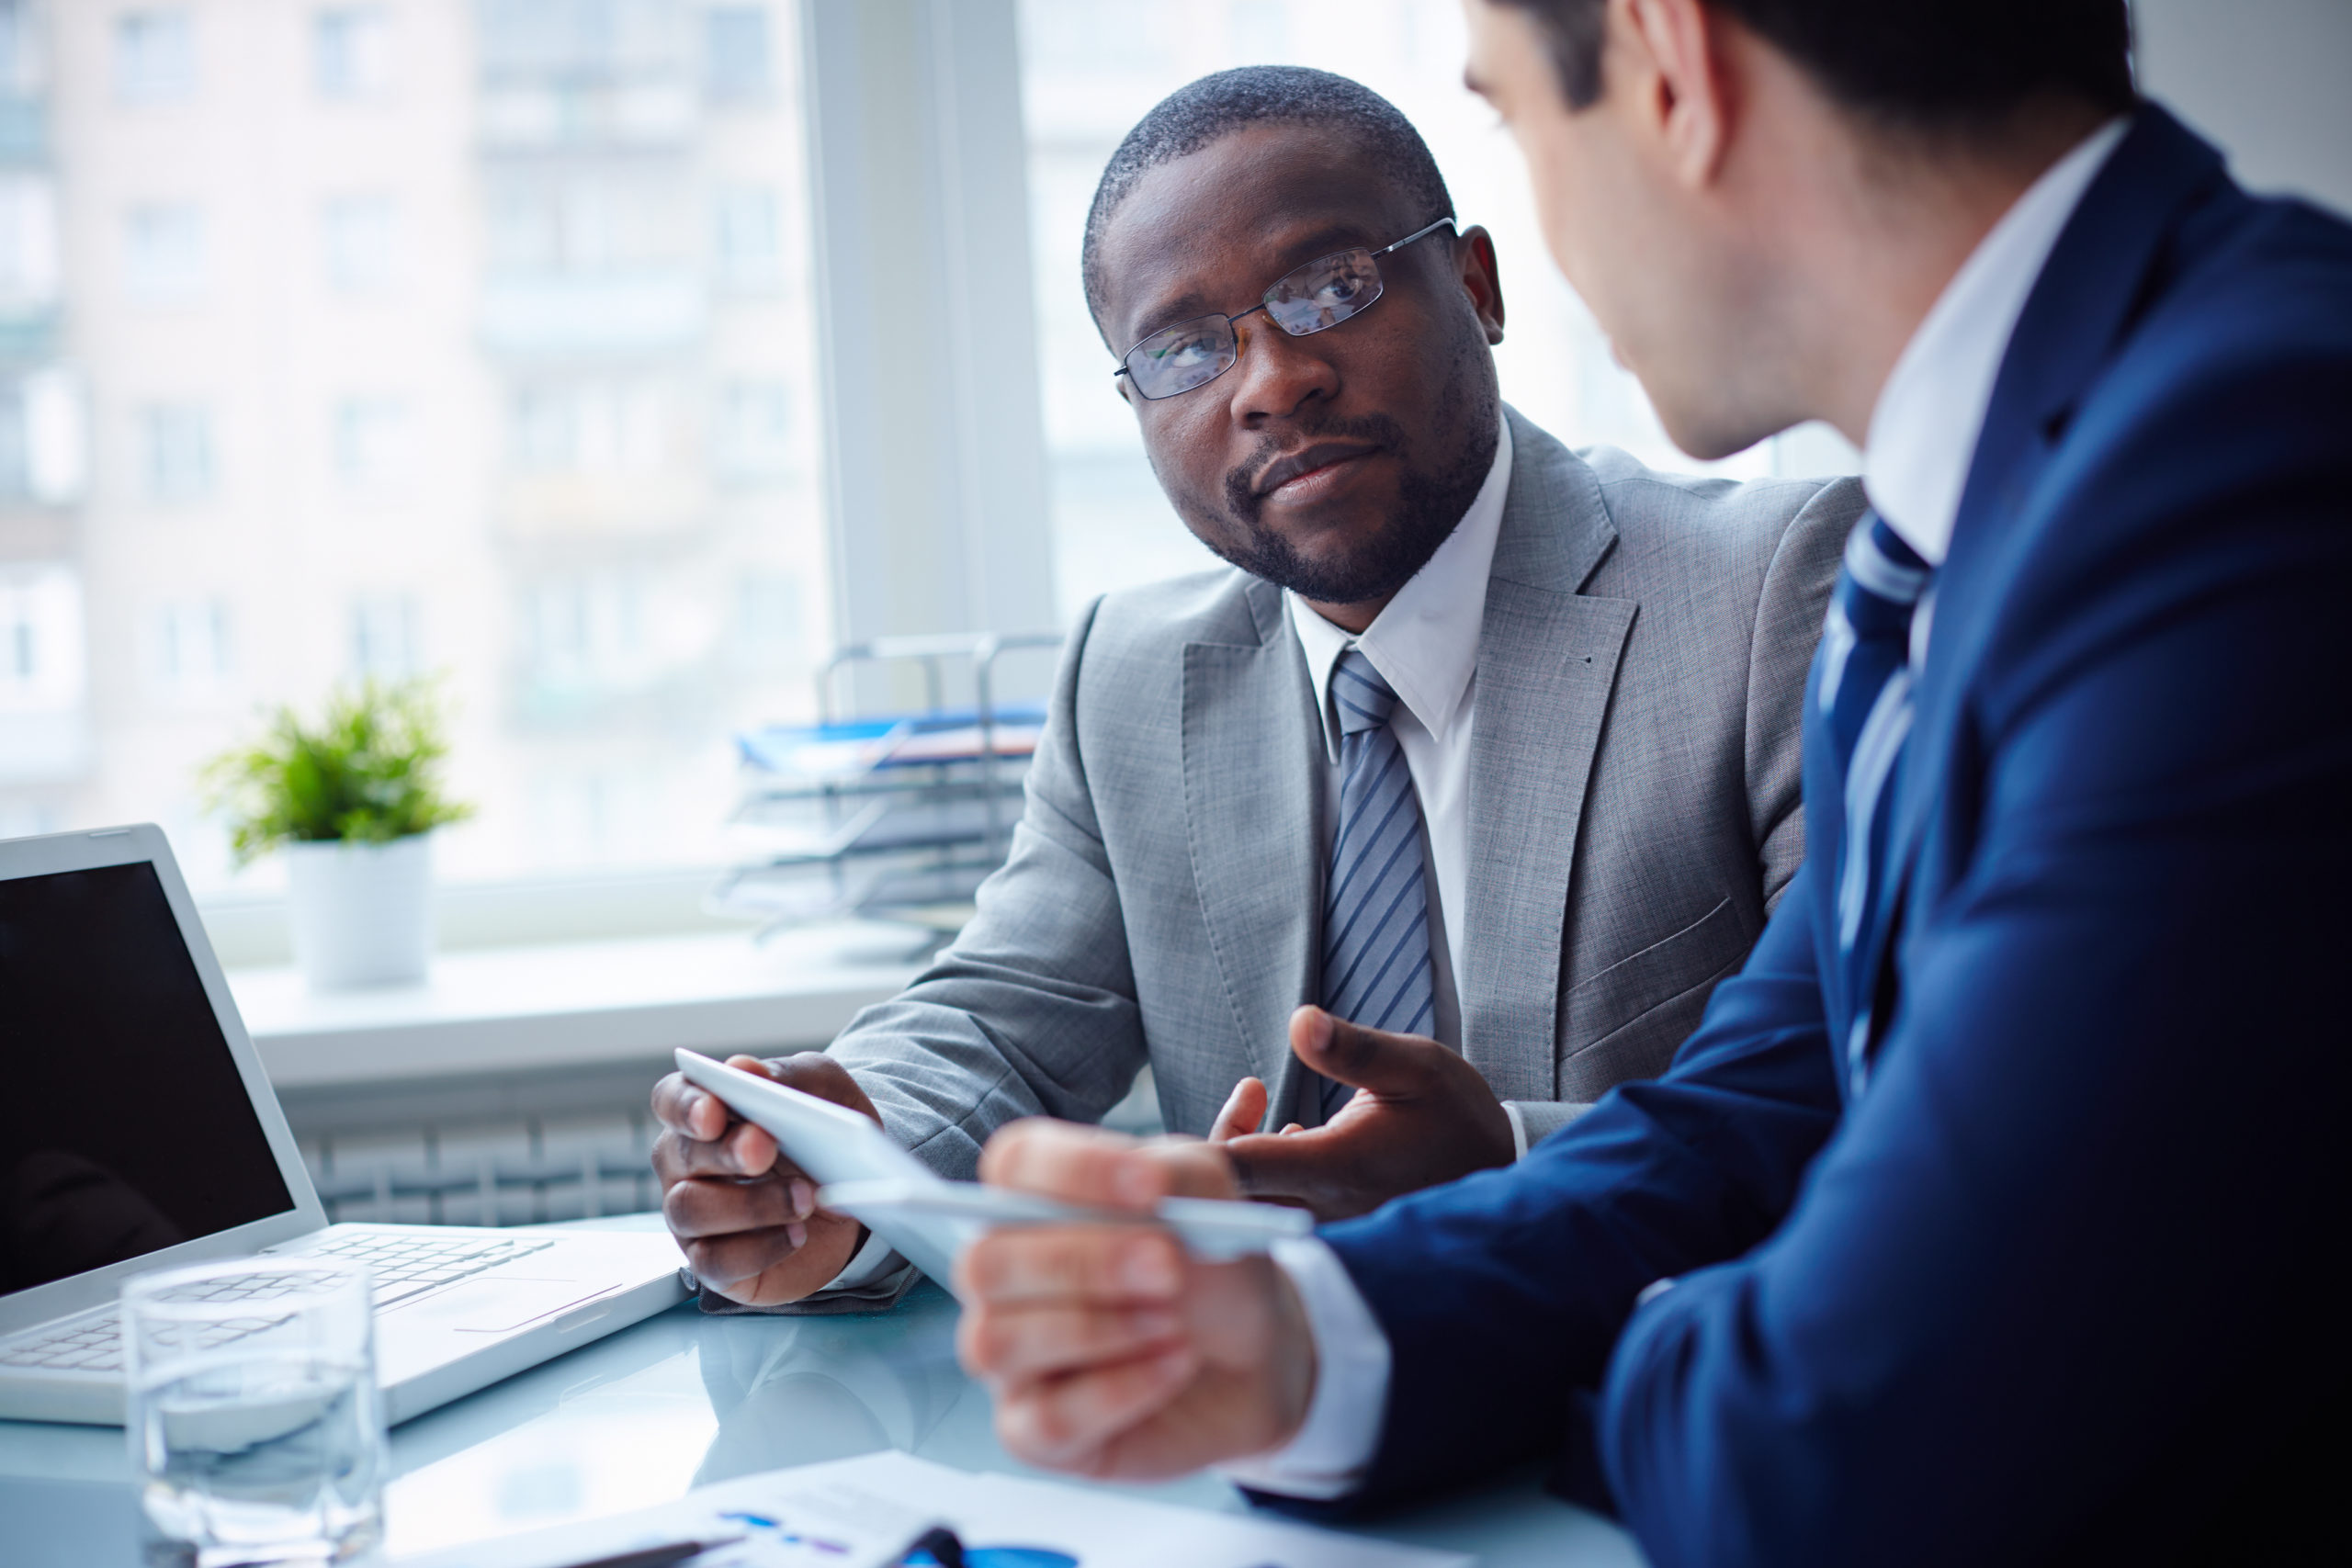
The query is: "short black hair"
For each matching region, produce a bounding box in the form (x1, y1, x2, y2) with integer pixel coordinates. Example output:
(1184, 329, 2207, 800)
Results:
(1080, 66, 1453, 333)
(1489, 0, 2135, 127)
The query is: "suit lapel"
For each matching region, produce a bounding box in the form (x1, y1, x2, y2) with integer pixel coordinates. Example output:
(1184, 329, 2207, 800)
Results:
(1868, 107, 2232, 996)
(1460, 414, 1632, 1103)
(1182, 578, 1327, 1128)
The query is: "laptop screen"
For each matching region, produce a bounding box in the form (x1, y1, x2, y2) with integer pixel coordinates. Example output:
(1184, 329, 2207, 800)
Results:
(0, 861, 295, 1298)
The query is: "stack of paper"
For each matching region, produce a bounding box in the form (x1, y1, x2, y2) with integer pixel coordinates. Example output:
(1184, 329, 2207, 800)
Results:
(388, 1449, 1474, 1568)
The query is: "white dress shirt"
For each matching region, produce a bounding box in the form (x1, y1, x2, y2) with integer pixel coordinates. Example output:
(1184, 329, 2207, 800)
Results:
(1230, 118, 2132, 1499)
(1283, 414, 1513, 1066)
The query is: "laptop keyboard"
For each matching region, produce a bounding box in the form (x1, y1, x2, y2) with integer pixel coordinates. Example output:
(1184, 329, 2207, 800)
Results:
(0, 1232, 558, 1375)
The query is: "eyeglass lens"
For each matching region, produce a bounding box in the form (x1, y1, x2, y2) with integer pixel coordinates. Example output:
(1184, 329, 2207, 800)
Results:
(1123, 247, 1386, 400)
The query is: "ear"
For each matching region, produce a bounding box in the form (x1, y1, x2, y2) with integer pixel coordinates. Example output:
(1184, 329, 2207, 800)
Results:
(1453, 225, 1508, 345)
(1618, 0, 1734, 188)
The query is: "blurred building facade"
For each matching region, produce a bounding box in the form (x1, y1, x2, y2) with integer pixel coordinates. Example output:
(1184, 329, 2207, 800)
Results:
(0, 0, 827, 886)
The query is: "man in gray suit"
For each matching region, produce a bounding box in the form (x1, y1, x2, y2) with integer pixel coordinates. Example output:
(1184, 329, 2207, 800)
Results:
(651, 67, 1862, 1308)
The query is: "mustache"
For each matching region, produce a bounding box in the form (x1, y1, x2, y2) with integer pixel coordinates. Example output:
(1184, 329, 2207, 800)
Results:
(1222, 412, 1410, 525)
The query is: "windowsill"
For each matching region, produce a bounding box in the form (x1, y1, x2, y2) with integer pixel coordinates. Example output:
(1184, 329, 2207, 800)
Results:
(229, 923, 928, 1090)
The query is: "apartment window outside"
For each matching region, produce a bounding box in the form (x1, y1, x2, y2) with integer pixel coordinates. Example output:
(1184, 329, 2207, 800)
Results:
(124, 203, 205, 301)
(28, 1, 827, 891)
(314, 5, 396, 99)
(1015, 0, 1860, 619)
(140, 403, 213, 502)
(322, 194, 403, 293)
(334, 397, 411, 490)
(703, 6, 770, 103)
(716, 380, 789, 481)
(152, 597, 233, 694)
(350, 592, 422, 678)
(710, 185, 779, 292)
(114, 8, 196, 104)
(0, 173, 57, 310)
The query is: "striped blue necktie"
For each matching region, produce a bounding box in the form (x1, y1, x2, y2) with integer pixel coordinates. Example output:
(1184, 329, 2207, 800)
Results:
(1816, 512, 1933, 1097)
(1318, 650, 1436, 1117)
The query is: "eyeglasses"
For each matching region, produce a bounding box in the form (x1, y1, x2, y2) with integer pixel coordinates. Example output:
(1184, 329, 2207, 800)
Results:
(1112, 216, 1456, 401)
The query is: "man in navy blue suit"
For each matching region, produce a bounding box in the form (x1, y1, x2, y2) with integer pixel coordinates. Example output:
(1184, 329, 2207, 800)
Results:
(952, 0, 2352, 1561)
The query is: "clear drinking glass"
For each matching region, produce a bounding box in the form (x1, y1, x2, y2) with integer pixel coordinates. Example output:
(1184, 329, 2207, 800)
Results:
(122, 1257, 388, 1566)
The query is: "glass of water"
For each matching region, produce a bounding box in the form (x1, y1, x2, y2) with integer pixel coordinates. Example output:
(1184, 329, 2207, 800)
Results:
(123, 1257, 388, 1566)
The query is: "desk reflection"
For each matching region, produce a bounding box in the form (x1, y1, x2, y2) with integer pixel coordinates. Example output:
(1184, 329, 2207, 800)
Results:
(691, 1282, 973, 1485)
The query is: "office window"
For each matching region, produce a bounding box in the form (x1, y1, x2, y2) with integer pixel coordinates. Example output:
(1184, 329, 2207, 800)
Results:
(0, 1, 35, 96)
(322, 194, 402, 293)
(710, 186, 779, 291)
(139, 403, 213, 502)
(349, 592, 421, 679)
(314, 5, 396, 99)
(0, 174, 58, 310)
(333, 398, 411, 490)
(151, 597, 233, 694)
(511, 380, 668, 477)
(716, 380, 790, 480)
(42, 0, 824, 889)
(124, 203, 205, 301)
(0, 387, 23, 498)
(730, 571, 802, 665)
(1015, 0, 1859, 617)
(703, 6, 771, 102)
(115, 8, 196, 104)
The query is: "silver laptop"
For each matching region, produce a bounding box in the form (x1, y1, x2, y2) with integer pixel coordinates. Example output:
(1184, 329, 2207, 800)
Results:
(0, 824, 692, 1427)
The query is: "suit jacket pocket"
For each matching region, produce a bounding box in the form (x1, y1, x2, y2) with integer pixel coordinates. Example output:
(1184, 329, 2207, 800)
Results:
(1561, 896, 1750, 1060)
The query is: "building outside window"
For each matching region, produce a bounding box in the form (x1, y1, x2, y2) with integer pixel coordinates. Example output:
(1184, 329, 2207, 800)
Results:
(123, 202, 204, 301)
(139, 402, 212, 502)
(322, 194, 402, 293)
(715, 380, 789, 481)
(709, 185, 779, 292)
(314, 4, 396, 100)
(27, 0, 826, 889)
(334, 397, 411, 491)
(702, 6, 770, 103)
(114, 8, 196, 104)
(349, 591, 421, 678)
(151, 596, 233, 694)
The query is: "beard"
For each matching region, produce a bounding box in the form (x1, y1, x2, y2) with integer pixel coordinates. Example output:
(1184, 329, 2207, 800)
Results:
(1202, 344, 1499, 606)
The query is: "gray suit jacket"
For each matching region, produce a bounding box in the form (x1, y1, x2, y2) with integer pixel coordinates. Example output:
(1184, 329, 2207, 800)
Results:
(830, 409, 1861, 1172)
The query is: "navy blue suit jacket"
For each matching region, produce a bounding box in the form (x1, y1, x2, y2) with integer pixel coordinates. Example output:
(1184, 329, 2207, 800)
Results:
(1315, 105, 2352, 1564)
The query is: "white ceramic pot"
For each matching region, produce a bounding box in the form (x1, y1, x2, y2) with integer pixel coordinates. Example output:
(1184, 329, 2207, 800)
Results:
(283, 834, 435, 990)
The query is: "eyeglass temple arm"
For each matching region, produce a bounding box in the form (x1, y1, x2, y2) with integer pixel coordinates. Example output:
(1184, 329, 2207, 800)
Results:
(1374, 216, 1456, 256)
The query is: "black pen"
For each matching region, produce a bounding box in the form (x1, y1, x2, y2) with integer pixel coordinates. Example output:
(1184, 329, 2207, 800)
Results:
(537, 1535, 743, 1568)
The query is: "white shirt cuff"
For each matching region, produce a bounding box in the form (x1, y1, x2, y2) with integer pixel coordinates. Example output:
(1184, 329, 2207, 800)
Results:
(1213, 1236, 1390, 1499)
(1502, 1100, 1531, 1159)
(825, 1226, 900, 1292)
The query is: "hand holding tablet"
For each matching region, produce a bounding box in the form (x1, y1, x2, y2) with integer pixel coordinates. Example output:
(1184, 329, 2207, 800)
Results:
(670, 1051, 1313, 1296)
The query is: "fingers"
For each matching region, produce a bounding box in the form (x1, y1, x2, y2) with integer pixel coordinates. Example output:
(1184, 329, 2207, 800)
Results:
(662, 1170, 817, 1240)
(749, 1051, 885, 1125)
(650, 1121, 781, 1181)
(1289, 1005, 1442, 1097)
(1207, 1077, 1269, 1143)
(958, 1299, 1186, 1385)
(650, 1071, 733, 1142)
(991, 1345, 1200, 1472)
(955, 1224, 1183, 1309)
(979, 1119, 1166, 1211)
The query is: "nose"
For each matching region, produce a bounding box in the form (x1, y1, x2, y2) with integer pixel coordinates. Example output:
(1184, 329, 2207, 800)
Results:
(1221, 309, 1340, 428)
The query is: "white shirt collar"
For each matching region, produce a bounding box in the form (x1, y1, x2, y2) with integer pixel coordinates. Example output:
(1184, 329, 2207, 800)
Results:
(1289, 415, 1513, 763)
(1862, 117, 2130, 566)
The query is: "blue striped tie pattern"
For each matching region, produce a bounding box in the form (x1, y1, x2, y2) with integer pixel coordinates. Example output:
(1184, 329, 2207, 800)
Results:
(1815, 512, 1933, 1098)
(1317, 650, 1436, 1117)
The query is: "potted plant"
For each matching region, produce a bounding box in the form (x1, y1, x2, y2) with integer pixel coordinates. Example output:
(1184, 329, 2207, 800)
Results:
(201, 679, 474, 990)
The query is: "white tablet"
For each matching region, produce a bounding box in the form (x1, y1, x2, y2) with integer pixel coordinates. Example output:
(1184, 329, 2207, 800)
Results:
(672, 1049, 972, 1289)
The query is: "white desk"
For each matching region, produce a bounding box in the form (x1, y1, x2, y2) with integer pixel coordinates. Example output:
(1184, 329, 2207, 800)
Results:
(0, 1217, 1648, 1567)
